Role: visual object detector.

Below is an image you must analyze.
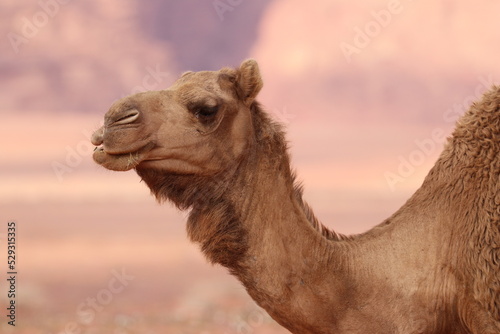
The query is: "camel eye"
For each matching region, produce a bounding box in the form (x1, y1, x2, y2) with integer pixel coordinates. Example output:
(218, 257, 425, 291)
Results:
(194, 105, 219, 118)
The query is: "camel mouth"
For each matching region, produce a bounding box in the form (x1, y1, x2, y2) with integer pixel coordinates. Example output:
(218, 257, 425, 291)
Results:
(94, 145, 104, 152)
(92, 142, 155, 171)
(93, 145, 135, 155)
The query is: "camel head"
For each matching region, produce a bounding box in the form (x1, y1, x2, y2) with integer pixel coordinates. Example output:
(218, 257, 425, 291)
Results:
(91, 59, 263, 175)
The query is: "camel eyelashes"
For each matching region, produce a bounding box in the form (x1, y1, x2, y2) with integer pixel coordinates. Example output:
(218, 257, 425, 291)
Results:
(192, 105, 219, 118)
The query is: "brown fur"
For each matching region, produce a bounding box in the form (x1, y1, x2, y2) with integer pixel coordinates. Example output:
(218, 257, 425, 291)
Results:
(92, 60, 500, 333)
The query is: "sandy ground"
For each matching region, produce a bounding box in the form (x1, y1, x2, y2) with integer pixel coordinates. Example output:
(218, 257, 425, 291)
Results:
(0, 200, 292, 333)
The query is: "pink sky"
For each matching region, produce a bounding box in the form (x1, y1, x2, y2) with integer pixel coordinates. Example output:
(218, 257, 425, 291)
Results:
(4, 0, 500, 230)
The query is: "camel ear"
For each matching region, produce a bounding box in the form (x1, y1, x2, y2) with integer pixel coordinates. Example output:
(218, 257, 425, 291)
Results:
(237, 59, 263, 105)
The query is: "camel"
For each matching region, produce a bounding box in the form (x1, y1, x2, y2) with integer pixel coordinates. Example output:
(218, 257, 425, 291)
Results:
(91, 59, 500, 333)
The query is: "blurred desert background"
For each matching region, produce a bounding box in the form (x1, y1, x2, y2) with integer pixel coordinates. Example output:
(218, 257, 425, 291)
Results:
(2, 0, 500, 333)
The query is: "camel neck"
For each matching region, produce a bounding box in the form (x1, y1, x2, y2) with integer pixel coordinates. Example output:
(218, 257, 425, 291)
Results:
(186, 127, 345, 332)
(188, 124, 334, 265)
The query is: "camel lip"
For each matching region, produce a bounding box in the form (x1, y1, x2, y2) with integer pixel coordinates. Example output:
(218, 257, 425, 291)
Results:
(92, 147, 143, 163)
(92, 145, 128, 155)
(92, 146, 145, 171)
(93, 139, 153, 156)
(93, 145, 136, 156)
(92, 141, 156, 165)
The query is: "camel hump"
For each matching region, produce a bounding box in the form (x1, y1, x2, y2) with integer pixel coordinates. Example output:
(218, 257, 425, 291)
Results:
(471, 84, 500, 118)
(453, 85, 500, 141)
